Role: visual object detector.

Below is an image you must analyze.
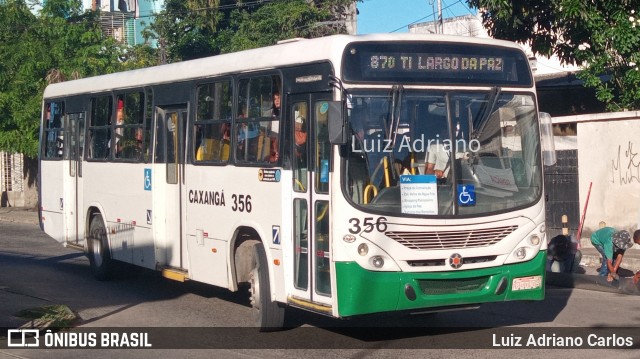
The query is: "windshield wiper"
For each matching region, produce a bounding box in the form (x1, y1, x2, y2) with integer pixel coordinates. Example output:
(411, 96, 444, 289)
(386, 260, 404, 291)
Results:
(386, 85, 404, 182)
(471, 86, 501, 142)
(467, 87, 501, 174)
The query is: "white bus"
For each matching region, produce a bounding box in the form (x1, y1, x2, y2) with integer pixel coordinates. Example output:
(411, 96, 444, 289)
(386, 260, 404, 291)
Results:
(39, 34, 553, 330)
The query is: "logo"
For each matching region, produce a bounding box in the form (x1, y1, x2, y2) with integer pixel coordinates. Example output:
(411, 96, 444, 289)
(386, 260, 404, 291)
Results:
(144, 168, 152, 191)
(457, 185, 475, 206)
(343, 234, 356, 243)
(320, 102, 329, 114)
(449, 253, 464, 269)
(7, 329, 40, 347)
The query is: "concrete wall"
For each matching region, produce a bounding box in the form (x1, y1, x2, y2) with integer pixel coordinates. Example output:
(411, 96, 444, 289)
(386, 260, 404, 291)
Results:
(556, 112, 640, 241)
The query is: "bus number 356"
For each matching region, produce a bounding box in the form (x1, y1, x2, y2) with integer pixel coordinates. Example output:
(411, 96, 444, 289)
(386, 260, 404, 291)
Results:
(348, 217, 388, 234)
(231, 194, 252, 213)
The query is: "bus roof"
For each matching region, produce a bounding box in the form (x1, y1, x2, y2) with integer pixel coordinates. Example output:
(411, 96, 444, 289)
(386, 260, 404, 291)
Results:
(43, 34, 526, 99)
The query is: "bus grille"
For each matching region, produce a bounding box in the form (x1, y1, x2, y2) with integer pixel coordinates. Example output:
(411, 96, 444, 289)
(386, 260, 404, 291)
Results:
(417, 276, 489, 295)
(407, 255, 497, 267)
(386, 225, 518, 250)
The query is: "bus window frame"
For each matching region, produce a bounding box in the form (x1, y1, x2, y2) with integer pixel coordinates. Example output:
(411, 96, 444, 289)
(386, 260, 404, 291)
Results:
(192, 77, 234, 166)
(112, 89, 148, 163)
(86, 94, 113, 162)
(233, 72, 283, 167)
(42, 100, 66, 161)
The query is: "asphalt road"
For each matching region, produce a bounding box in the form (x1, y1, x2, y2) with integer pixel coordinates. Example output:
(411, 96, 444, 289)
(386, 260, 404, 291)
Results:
(1, 221, 639, 358)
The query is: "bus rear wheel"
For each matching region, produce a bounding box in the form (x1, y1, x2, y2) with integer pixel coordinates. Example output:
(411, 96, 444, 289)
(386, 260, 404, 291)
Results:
(88, 214, 113, 281)
(249, 242, 285, 331)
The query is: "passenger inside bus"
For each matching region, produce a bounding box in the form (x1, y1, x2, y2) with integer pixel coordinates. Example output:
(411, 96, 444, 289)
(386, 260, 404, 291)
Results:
(266, 91, 281, 163)
(195, 122, 230, 161)
(346, 108, 370, 203)
(294, 115, 307, 157)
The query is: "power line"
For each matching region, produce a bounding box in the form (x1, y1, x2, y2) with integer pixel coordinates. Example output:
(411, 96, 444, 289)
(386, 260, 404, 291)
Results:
(444, 5, 474, 36)
(388, 0, 466, 33)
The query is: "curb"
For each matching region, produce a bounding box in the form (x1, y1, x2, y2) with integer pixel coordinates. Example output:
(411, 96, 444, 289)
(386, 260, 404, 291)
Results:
(546, 272, 640, 295)
(0, 209, 39, 226)
(579, 253, 640, 273)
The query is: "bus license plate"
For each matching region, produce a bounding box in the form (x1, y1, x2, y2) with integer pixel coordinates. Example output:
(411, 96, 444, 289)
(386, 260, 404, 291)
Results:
(512, 276, 542, 291)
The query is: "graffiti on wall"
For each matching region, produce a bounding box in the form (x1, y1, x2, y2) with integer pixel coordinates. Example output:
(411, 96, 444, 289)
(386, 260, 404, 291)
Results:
(611, 141, 640, 185)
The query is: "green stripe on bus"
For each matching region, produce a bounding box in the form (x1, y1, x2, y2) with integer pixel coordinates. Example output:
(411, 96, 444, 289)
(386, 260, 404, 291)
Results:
(336, 251, 546, 317)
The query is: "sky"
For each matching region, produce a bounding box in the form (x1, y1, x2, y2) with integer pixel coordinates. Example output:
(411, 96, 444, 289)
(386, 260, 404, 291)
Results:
(356, 0, 477, 34)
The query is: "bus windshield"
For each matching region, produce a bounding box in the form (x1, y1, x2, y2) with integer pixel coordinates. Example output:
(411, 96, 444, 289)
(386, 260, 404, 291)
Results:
(343, 89, 542, 216)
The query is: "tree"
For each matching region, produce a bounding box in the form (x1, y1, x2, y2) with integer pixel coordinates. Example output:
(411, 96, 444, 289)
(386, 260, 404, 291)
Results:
(150, 0, 358, 62)
(0, 0, 124, 156)
(219, 0, 354, 53)
(467, 0, 640, 111)
(147, 0, 225, 62)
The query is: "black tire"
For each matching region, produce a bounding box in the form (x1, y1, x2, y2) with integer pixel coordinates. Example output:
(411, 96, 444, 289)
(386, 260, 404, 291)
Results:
(87, 214, 113, 281)
(249, 242, 285, 331)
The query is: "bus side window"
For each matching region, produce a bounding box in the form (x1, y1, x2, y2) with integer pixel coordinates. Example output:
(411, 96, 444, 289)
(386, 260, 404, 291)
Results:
(43, 102, 65, 159)
(115, 91, 145, 161)
(194, 80, 232, 163)
(143, 88, 153, 162)
(235, 75, 280, 164)
(88, 96, 112, 160)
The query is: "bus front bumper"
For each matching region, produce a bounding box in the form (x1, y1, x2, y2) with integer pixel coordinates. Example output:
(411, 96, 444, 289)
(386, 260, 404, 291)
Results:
(335, 251, 546, 317)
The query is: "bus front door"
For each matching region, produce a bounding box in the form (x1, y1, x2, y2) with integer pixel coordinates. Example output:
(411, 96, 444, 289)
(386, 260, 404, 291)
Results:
(154, 106, 188, 271)
(64, 112, 85, 249)
(289, 94, 333, 309)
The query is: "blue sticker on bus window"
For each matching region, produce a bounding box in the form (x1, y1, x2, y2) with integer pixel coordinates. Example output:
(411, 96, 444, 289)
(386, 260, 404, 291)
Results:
(320, 102, 329, 114)
(320, 160, 329, 183)
(457, 184, 475, 206)
(144, 168, 152, 191)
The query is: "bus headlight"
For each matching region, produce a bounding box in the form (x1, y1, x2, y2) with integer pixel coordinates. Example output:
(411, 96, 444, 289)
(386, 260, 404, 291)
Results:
(529, 234, 540, 246)
(357, 243, 369, 256)
(347, 238, 400, 271)
(371, 256, 385, 268)
(504, 230, 542, 264)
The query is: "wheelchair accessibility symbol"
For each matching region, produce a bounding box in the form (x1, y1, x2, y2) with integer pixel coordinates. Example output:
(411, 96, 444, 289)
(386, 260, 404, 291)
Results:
(457, 185, 476, 206)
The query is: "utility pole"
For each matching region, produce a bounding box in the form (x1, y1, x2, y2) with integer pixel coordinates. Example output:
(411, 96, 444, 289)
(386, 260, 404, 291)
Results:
(437, 0, 443, 34)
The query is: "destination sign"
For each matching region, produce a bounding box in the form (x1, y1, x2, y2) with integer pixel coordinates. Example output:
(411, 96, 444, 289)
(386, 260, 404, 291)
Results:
(342, 42, 532, 86)
(368, 54, 504, 73)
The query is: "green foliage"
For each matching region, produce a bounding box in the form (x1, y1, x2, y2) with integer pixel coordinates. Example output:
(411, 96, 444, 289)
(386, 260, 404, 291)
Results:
(0, 0, 355, 156)
(0, 0, 127, 156)
(16, 304, 77, 328)
(149, 0, 225, 62)
(151, 0, 358, 62)
(467, 0, 640, 111)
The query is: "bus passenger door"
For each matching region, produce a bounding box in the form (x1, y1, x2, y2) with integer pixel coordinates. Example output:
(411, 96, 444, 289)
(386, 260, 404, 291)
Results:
(289, 94, 333, 308)
(64, 112, 85, 249)
(154, 106, 188, 270)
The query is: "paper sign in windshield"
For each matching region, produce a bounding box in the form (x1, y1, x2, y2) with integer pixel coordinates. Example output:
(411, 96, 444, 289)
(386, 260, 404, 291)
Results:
(400, 175, 438, 215)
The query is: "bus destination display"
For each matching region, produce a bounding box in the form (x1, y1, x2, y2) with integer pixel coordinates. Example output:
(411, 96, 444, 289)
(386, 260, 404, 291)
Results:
(368, 54, 504, 73)
(342, 42, 532, 86)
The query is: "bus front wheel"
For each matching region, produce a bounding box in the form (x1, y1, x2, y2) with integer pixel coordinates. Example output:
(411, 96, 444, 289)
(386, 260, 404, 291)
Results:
(249, 242, 285, 331)
(88, 214, 113, 281)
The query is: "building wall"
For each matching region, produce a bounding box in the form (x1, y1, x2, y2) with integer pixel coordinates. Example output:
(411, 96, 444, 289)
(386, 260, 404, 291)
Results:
(0, 153, 38, 208)
(83, 0, 164, 47)
(1, 153, 23, 207)
(556, 112, 640, 242)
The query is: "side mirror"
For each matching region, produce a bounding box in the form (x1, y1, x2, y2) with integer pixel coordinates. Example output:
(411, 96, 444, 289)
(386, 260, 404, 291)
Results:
(327, 101, 347, 145)
(539, 112, 556, 166)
